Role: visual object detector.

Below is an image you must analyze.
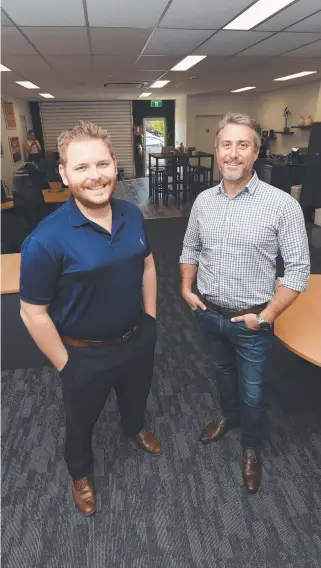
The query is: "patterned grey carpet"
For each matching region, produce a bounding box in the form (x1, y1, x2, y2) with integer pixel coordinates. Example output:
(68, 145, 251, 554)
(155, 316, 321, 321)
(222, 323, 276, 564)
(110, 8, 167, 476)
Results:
(2, 218, 321, 568)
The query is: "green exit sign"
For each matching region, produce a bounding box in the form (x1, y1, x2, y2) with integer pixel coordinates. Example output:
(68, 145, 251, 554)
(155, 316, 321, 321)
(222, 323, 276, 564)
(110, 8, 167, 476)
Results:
(150, 100, 163, 108)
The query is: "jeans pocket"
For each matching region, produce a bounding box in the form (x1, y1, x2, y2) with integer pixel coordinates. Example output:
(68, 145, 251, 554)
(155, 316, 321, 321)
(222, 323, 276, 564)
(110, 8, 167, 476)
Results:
(239, 322, 260, 333)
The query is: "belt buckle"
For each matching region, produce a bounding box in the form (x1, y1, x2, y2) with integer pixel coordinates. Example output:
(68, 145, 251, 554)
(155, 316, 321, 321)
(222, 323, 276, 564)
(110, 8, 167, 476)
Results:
(122, 329, 132, 342)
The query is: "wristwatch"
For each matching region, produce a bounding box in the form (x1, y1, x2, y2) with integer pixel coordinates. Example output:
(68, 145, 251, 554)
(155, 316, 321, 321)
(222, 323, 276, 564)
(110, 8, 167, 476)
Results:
(256, 313, 272, 331)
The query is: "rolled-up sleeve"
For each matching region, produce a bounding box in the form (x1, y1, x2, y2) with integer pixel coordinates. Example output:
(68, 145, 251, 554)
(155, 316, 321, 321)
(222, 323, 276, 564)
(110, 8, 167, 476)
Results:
(277, 198, 310, 292)
(179, 199, 202, 265)
(20, 236, 59, 304)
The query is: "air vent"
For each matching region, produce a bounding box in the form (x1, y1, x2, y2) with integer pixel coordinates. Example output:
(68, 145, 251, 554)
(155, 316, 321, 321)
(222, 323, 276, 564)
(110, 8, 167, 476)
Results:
(103, 81, 148, 89)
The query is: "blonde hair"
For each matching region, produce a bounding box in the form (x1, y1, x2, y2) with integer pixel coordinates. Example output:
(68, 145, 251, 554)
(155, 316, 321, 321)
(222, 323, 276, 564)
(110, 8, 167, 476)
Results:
(215, 113, 261, 149)
(57, 120, 114, 165)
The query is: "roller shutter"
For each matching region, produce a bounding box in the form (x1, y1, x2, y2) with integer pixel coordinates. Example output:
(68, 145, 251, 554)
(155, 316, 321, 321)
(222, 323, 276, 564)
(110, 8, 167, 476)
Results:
(39, 101, 134, 178)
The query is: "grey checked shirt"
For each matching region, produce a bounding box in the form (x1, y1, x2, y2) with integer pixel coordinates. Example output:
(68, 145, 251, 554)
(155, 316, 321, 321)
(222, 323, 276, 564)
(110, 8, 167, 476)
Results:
(180, 172, 310, 310)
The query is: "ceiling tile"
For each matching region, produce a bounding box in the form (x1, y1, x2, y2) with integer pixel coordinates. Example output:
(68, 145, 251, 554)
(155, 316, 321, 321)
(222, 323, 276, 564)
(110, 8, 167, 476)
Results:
(194, 31, 272, 56)
(87, 0, 169, 27)
(1, 10, 14, 26)
(46, 55, 93, 72)
(283, 40, 321, 57)
(1, 27, 37, 55)
(93, 55, 137, 72)
(287, 11, 321, 33)
(1, 70, 25, 89)
(160, 0, 255, 29)
(239, 32, 321, 56)
(1, 55, 54, 79)
(1, 0, 85, 26)
(144, 29, 214, 56)
(21, 27, 90, 55)
(255, 0, 321, 31)
(90, 28, 151, 55)
(135, 55, 182, 70)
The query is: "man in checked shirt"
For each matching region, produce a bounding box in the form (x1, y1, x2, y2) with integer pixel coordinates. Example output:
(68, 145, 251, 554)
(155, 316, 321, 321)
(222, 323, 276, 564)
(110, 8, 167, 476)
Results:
(180, 113, 310, 493)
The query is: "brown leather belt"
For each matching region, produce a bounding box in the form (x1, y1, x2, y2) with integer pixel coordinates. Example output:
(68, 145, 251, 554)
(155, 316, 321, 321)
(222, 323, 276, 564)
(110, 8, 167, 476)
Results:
(62, 326, 137, 348)
(200, 296, 268, 319)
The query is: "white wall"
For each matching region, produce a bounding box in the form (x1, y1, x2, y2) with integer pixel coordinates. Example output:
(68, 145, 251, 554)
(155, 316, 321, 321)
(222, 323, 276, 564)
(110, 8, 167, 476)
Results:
(175, 95, 187, 147)
(186, 93, 258, 148)
(185, 82, 321, 156)
(256, 81, 321, 155)
(1, 94, 33, 194)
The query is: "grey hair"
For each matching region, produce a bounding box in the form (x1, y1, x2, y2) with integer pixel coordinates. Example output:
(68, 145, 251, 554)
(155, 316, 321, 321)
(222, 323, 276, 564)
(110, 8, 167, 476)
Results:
(215, 113, 261, 149)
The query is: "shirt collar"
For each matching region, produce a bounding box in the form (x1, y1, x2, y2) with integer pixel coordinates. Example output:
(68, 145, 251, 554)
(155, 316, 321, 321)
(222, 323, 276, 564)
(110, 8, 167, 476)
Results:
(215, 170, 259, 196)
(67, 195, 125, 228)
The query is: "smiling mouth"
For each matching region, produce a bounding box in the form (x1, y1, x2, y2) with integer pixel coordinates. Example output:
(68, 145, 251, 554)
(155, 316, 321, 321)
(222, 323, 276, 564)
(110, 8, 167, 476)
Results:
(87, 185, 106, 191)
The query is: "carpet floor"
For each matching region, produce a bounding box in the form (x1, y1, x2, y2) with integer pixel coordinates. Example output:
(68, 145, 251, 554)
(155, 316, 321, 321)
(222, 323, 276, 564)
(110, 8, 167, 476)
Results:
(2, 217, 321, 568)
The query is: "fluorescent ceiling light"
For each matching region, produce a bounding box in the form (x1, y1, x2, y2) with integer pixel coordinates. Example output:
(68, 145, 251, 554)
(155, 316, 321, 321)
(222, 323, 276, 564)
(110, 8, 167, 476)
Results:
(39, 93, 55, 98)
(231, 86, 256, 92)
(171, 55, 207, 71)
(224, 0, 295, 30)
(150, 80, 170, 88)
(0, 64, 11, 72)
(139, 92, 152, 97)
(274, 71, 317, 81)
(15, 81, 39, 89)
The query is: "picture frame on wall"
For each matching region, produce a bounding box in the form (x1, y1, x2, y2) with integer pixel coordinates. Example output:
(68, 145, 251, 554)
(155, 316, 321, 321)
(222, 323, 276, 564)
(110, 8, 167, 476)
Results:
(9, 136, 22, 163)
(3, 101, 17, 129)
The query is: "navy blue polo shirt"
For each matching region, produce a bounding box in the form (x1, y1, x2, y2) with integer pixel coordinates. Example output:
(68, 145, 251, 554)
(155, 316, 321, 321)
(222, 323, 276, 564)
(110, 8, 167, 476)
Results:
(20, 197, 151, 340)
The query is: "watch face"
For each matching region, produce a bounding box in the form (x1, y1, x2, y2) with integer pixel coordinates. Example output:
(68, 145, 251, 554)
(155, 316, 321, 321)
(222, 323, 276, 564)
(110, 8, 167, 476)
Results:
(260, 321, 271, 331)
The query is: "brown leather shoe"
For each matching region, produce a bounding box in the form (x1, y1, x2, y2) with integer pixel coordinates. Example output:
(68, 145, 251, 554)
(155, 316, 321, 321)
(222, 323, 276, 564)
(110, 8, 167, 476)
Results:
(242, 449, 261, 493)
(72, 477, 96, 516)
(136, 428, 163, 456)
(200, 416, 236, 444)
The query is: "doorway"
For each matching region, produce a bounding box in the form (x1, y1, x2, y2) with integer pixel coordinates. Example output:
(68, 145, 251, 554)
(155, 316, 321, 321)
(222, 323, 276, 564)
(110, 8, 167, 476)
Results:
(143, 117, 166, 175)
(195, 115, 223, 183)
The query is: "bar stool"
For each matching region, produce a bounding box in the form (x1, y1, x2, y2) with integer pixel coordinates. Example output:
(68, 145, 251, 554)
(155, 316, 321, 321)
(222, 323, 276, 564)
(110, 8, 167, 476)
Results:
(150, 167, 169, 205)
(189, 165, 211, 200)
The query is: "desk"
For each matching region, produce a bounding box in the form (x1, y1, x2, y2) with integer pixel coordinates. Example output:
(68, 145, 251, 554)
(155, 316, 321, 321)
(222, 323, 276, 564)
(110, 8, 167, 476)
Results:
(1, 253, 49, 370)
(1, 200, 14, 211)
(42, 189, 70, 204)
(1, 253, 20, 294)
(274, 275, 321, 367)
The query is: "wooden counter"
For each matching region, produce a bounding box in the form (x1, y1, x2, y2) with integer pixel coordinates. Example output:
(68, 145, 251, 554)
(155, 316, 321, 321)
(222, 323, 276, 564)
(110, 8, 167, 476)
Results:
(1, 253, 20, 294)
(1, 200, 14, 211)
(274, 275, 321, 367)
(42, 188, 70, 203)
(1, 253, 49, 369)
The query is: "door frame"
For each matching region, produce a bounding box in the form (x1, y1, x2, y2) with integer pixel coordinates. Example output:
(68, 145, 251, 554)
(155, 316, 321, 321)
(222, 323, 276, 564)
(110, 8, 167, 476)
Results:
(143, 116, 167, 175)
(195, 114, 223, 182)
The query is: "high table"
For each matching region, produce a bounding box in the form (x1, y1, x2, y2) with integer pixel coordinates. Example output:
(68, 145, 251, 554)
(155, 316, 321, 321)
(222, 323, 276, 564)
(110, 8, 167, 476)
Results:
(148, 151, 214, 203)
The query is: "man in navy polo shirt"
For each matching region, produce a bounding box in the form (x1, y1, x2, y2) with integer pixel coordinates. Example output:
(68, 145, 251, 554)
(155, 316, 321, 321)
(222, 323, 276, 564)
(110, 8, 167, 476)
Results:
(20, 121, 162, 516)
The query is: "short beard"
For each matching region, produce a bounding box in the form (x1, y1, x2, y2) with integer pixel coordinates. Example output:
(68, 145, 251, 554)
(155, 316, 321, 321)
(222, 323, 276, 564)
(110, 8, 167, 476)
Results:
(222, 172, 244, 181)
(69, 176, 117, 209)
(220, 166, 245, 182)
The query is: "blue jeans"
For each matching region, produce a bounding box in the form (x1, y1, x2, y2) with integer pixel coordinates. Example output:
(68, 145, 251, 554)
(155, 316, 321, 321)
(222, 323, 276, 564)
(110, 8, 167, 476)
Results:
(194, 307, 273, 450)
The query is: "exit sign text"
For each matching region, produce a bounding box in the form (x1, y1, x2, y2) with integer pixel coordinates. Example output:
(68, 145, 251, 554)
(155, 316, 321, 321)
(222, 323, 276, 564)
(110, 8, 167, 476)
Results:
(150, 100, 163, 108)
